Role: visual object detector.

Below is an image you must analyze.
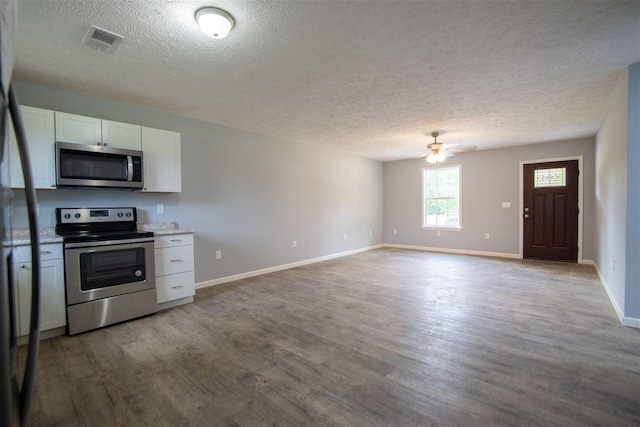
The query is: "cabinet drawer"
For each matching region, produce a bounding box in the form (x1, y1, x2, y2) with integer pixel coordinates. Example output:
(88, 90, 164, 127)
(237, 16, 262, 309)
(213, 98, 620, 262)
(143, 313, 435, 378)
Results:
(154, 233, 193, 249)
(156, 271, 195, 304)
(15, 243, 63, 263)
(155, 245, 194, 276)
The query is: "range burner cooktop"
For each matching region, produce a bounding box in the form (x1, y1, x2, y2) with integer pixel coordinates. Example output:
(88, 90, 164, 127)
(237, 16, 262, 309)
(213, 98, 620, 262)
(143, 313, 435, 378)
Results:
(57, 229, 154, 244)
(55, 207, 153, 242)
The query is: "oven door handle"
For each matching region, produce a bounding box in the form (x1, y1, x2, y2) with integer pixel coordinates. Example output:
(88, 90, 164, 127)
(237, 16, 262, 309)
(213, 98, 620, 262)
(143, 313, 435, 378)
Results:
(64, 237, 155, 249)
(127, 155, 134, 182)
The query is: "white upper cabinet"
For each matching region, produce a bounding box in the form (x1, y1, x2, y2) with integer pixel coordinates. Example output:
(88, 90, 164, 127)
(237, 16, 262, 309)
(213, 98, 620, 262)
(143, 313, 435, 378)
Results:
(102, 120, 142, 150)
(55, 112, 101, 145)
(55, 112, 142, 150)
(6, 106, 56, 189)
(141, 127, 182, 193)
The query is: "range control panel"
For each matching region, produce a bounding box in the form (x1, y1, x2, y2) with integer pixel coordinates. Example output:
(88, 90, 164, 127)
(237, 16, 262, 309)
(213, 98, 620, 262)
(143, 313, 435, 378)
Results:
(58, 208, 136, 224)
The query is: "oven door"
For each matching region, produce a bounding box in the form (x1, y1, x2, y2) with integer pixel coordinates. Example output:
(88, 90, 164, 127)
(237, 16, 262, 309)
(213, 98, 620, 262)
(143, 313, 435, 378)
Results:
(64, 238, 155, 305)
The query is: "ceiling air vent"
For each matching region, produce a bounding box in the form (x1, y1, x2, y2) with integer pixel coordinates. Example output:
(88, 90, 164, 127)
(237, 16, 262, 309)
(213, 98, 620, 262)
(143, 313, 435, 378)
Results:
(82, 26, 123, 53)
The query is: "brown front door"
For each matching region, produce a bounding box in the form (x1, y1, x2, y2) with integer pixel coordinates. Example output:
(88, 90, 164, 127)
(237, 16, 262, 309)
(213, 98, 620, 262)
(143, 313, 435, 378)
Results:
(523, 160, 579, 262)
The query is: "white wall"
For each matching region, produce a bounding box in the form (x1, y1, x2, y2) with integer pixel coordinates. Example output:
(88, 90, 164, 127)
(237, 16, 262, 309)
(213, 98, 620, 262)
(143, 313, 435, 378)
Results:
(384, 137, 595, 259)
(11, 82, 384, 284)
(624, 63, 639, 320)
(595, 70, 628, 318)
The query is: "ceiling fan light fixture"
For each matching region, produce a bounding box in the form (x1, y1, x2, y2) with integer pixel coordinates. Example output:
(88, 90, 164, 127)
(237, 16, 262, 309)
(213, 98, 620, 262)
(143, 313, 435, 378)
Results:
(426, 151, 446, 164)
(426, 131, 447, 164)
(195, 7, 234, 39)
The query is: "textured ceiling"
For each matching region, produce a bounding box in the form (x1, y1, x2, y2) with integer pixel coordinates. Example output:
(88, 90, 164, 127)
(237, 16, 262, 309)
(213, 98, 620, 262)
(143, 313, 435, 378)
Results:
(14, 0, 640, 161)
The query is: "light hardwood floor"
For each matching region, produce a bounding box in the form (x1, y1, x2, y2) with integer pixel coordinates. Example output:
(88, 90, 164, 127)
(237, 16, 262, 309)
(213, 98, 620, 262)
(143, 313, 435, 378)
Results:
(23, 248, 640, 426)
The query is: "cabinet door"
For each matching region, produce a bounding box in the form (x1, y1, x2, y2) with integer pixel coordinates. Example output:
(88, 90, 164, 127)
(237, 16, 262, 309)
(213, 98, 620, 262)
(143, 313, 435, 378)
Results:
(141, 127, 181, 192)
(55, 112, 102, 145)
(6, 106, 56, 189)
(17, 259, 66, 336)
(102, 120, 142, 150)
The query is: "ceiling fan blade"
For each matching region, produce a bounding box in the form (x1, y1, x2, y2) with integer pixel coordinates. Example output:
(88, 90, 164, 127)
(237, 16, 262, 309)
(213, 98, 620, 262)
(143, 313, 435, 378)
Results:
(444, 144, 478, 153)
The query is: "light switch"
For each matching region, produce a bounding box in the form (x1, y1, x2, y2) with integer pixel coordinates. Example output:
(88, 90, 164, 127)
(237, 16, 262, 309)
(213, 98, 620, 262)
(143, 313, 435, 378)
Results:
(157, 203, 164, 214)
(501, 202, 511, 208)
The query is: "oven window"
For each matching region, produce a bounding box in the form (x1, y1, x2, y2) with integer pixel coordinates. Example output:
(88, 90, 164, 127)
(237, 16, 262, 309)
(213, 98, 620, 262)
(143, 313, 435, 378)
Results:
(59, 150, 129, 181)
(79, 247, 146, 291)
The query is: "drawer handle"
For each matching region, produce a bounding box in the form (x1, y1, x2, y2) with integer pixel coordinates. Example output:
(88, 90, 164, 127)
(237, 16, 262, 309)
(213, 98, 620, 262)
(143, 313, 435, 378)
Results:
(40, 250, 52, 254)
(20, 264, 29, 269)
(170, 239, 182, 242)
(171, 285, 184, 289)
(170, 259, 183, 262)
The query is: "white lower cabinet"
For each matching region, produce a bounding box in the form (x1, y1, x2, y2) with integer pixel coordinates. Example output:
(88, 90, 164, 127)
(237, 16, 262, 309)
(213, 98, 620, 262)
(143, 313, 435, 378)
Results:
(154, 233, 195, 306)
(15, 243, 66, 336)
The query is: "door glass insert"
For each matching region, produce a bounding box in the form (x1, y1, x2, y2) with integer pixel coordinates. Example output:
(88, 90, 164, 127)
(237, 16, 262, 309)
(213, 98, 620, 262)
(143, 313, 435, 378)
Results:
(534, 167, 566, 188)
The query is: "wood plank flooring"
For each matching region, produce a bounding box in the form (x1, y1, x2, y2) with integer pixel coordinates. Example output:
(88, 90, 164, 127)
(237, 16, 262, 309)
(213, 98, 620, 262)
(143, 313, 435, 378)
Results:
(22, 248, 640, 426)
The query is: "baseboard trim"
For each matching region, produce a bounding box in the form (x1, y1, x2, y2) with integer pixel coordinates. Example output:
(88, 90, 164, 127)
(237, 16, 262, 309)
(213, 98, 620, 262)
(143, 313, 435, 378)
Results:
(158, 296, 194, 311)
(593, 262, 639, 328)
(196, 244, 384, 289)
(621, 316, 640, 328)
(580, 259, 595, 265)
(383, 243, 521, 259)
(17, 326, 66, 346)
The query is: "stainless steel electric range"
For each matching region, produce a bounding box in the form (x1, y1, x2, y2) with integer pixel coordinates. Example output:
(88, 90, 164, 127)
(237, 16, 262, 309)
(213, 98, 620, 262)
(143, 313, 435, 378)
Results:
(56, 207, 157, 335)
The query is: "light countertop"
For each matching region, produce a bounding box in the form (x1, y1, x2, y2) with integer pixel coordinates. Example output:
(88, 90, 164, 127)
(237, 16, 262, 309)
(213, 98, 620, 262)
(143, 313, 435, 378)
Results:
(9, 222, 194, 246)
(139, 222, 195, 236)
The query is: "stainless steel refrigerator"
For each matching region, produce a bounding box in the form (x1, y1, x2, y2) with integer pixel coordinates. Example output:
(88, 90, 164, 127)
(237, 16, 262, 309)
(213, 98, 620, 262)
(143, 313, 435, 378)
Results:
(1, 0, 42, 425)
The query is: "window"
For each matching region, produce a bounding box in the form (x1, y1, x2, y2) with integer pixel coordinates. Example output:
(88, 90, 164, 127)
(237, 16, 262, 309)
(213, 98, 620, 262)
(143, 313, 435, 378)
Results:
(534, 167, 566, 187)
(422, 165, 461, 229)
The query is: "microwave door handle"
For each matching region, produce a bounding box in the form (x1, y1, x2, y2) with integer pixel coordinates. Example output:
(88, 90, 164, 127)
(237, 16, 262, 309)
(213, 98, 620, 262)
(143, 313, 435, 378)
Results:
(127, 155, 133, 181)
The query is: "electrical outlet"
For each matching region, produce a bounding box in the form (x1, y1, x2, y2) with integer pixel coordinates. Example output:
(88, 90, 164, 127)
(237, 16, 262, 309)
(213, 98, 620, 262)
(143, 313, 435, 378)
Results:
(342, 233, 348, 240)
(293, 240, 297, 248)
(215, 250, 221, 260)
(393, 229, 397, 234)
(485, 233, 490, 239)
(437, 230, 441, 237)
(157, 203, 164, 214)
(369, 229, 373, 236)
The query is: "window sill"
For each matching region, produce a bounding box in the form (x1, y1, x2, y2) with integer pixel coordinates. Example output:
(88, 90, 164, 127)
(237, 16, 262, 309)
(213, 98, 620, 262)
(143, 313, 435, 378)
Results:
(422, 227, 462, 232)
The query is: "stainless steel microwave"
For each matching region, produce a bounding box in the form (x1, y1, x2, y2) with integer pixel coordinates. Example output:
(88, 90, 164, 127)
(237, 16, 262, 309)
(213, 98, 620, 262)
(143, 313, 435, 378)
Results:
(56, 142, 144, 190)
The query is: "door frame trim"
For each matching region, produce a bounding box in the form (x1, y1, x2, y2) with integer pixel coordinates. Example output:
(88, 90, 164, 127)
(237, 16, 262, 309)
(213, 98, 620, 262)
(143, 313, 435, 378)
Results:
(519, 156, 584, 263)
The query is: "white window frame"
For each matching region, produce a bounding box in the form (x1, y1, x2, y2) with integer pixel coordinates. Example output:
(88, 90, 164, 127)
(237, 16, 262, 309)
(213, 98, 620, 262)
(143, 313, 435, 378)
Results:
(422, 165, 462, 231)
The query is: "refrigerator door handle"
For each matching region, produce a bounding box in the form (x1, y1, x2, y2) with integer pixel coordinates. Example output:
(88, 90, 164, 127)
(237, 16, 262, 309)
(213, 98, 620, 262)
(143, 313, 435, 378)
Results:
(9, 85, 41, 426)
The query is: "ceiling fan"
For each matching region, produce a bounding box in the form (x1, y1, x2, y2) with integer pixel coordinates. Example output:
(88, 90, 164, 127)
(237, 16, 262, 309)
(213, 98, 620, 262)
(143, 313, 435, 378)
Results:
(425, 131, 477, 164)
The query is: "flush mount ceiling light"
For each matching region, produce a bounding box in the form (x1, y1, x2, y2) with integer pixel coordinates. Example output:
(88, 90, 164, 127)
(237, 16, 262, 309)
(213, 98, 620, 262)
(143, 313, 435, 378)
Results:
(195, 7, 235, 39)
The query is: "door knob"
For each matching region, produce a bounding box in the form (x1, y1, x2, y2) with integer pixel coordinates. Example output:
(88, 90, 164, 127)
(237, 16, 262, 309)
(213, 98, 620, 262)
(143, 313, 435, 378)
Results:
(524, 214, 530, 219)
